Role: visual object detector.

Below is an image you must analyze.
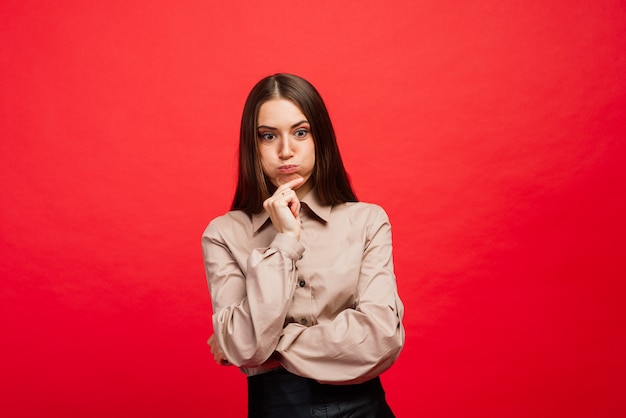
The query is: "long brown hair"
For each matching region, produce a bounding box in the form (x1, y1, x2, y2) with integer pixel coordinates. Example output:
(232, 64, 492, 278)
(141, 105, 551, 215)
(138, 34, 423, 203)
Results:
(231, 73, 357, 213)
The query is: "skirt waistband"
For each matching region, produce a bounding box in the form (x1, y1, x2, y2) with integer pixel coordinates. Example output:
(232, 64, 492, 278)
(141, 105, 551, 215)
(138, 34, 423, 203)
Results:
(247, 369, 395, 417)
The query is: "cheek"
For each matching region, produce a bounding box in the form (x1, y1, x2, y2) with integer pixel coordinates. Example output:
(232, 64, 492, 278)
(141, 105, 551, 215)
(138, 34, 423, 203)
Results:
(260, 162, 274, 182)
(258, 154, 278, 186)
(258, 149, 271, 172)
(306, 144, 316, 168)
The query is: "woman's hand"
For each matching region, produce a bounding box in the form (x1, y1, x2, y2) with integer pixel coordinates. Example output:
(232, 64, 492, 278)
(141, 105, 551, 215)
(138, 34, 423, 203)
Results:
(263, 177, 304, 239)
(208, 334, 231, 366)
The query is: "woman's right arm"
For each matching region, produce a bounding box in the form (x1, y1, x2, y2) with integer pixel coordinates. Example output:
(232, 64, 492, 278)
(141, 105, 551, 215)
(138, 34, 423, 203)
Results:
(202, 222, 303, 368)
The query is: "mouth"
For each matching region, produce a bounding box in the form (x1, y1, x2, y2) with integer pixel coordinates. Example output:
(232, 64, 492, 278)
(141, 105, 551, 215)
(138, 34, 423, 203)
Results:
(278, 165, 298, 174)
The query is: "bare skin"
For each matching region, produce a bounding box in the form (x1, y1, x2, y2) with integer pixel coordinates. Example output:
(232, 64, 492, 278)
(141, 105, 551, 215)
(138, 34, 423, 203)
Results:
(208, 334, 229, 365)
(262, 177, 305, 240)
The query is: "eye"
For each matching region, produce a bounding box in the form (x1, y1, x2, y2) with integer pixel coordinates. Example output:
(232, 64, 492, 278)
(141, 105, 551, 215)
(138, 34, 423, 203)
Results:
(294, 128, 310, 139)
(258, 132, 276, 141)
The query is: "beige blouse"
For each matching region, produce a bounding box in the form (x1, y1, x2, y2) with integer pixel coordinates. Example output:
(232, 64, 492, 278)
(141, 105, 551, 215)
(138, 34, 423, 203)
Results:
(202, 189, 405, 385)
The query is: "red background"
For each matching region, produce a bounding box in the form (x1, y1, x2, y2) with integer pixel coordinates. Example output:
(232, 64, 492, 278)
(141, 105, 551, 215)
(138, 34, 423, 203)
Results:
(2, 1, 626, 417)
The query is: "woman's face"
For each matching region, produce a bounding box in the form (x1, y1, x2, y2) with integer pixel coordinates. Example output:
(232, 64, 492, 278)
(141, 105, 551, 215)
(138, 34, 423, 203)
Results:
(257, 98, 315, 198)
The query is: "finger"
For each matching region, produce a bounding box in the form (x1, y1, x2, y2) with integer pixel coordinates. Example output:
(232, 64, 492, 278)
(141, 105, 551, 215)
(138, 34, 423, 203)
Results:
(278, 190, 300, 218)
(270, 188, 298, 207)
(289, 199, 301, 217)
(275, 177, 305, 194)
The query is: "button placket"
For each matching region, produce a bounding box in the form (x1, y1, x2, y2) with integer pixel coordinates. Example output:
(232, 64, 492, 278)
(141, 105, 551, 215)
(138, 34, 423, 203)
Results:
(295, 208, 311, 328)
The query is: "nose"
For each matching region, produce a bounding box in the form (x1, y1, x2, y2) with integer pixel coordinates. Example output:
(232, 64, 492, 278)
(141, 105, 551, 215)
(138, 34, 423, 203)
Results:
(278, 137, 294, 159)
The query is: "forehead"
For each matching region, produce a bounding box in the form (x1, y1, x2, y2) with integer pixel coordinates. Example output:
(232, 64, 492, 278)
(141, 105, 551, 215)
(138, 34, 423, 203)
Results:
(257, 99, 308, 126)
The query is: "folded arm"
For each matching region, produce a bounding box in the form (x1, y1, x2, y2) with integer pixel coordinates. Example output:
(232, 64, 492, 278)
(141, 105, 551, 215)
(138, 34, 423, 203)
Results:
(203, 225, 304, 368)
(276, 208, 405, 384)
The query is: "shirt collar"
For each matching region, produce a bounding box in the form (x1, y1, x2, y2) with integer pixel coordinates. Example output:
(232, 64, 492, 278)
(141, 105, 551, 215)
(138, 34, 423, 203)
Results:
(251, 188, 331, 232)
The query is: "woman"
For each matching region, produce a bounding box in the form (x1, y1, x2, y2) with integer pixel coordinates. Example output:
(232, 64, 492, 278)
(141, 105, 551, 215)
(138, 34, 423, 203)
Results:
(202, 73, 405, 417)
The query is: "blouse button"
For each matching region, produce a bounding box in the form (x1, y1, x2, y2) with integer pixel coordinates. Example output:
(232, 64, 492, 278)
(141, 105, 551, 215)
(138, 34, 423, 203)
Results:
(299, 280, 306, 287)
(300, 318, 308, 325)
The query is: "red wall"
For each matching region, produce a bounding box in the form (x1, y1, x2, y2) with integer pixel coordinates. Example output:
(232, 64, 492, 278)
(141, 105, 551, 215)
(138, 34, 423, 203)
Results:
(2, 1, 625, 417)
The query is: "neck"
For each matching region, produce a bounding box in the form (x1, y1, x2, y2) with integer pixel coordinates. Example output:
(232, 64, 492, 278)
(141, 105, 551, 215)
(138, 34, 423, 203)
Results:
(296, 182, 313, 200)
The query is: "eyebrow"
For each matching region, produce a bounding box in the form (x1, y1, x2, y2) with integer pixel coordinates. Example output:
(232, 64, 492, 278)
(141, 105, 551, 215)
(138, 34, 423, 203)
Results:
(257, 120, 310, 130)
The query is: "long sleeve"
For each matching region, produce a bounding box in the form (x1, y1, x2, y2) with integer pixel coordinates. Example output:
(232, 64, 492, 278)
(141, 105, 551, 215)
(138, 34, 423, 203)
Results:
(202, 199, 404, 382)
(202, 218, 304, 368)
(275, 206, 405, 384)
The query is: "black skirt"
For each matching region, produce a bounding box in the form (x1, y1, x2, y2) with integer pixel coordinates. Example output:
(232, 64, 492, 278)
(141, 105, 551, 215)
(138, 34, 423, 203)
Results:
(247, 368, 395, 418)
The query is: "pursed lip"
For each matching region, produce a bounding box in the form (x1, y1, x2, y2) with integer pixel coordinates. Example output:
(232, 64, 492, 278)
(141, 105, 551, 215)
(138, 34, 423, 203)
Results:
(278, 164, 298, 174)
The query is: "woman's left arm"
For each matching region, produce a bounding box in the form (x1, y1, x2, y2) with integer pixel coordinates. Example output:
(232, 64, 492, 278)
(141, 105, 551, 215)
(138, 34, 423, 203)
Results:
(275, 206, 405, 384)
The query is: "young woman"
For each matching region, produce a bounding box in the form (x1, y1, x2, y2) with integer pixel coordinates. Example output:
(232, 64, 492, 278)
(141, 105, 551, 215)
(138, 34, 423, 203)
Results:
(202, 73, 405, 417)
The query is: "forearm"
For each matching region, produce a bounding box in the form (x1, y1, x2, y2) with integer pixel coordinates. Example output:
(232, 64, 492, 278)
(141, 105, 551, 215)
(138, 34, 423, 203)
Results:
(275, 206, 405, 384)
(207, 232, 304, 367)
(276, 299, 405, 384)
